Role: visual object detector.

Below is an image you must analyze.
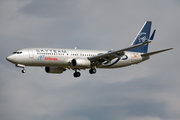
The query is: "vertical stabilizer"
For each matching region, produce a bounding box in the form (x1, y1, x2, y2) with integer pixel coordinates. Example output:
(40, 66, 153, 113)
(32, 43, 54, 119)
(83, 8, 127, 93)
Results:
(129, 21, 152, 53)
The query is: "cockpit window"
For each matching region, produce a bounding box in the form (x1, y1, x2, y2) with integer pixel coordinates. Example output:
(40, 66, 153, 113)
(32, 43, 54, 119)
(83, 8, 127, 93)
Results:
(12, 52, 22, 54)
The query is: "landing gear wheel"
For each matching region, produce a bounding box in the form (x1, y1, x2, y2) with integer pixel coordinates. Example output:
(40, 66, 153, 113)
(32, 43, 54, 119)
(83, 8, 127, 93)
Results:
(89, 68, 96, 74)
(73, 72, 81, 78)
(22, 69, 26, 73)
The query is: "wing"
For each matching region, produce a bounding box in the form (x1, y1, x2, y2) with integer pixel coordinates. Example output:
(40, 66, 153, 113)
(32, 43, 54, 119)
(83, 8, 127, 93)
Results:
(88, 40, 152, 66)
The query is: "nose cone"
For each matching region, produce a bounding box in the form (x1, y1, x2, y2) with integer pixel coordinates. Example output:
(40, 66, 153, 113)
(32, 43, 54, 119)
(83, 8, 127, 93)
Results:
(6, 55, 15, 63)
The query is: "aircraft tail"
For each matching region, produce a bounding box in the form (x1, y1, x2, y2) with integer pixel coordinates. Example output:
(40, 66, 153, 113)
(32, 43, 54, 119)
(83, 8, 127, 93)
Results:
(129, 21, 152, 53)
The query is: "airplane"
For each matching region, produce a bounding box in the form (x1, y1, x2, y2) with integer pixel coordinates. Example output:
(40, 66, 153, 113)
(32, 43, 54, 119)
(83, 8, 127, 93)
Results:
(6, 21, 173, 78)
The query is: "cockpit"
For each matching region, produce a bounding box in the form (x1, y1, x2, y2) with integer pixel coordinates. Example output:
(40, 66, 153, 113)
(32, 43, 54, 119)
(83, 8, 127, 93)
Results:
(12, 52, 22, 54)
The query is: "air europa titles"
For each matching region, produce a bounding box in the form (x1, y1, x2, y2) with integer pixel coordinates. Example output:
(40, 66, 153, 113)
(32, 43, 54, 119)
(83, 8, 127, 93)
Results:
(37, 55, 58, 61)
(44, 57, 58, 61)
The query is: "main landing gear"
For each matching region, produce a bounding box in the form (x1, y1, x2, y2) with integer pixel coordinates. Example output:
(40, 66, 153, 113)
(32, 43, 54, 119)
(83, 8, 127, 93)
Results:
(89, 68, 96, 74)
(73, 68, 97, 78)
(73, 71, 81, 78)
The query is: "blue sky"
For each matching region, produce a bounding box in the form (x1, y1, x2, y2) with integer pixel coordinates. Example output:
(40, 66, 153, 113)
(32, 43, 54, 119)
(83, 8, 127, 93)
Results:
(0, 0, 179, 120)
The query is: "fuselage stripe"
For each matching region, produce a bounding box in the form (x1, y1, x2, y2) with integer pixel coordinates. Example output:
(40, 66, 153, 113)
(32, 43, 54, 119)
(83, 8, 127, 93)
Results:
(104, 58, 120, 67)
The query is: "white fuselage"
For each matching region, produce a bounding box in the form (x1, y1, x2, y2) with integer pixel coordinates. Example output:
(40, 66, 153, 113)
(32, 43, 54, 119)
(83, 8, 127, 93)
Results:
(7, 48, 149, 69)
(6, 21, 173, 77)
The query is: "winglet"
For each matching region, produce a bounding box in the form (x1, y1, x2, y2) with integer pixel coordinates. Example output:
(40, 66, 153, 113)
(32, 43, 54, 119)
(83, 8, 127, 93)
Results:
(145, 29, 156, 44)
(149, 29, 156, 40)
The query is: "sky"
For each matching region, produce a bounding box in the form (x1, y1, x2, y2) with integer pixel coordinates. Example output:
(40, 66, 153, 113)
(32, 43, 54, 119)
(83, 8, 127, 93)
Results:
(0, 0, 180, 120)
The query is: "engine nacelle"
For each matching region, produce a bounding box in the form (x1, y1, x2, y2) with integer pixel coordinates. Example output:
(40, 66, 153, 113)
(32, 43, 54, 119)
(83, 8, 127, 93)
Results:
(45, 67, 65, 74)
(71, 58, 91, 68)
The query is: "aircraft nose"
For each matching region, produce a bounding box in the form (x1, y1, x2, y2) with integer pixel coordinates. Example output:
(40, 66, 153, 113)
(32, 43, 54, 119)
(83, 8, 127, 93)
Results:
(6, 55, 15, 63)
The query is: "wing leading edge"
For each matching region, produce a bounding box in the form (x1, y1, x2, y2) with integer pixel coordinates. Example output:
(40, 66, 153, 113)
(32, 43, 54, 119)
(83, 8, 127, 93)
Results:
(88, 40, 153, 64)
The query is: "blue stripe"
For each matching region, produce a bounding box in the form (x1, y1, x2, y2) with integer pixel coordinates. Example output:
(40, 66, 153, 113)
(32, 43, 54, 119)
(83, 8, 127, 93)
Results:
(104, 58, 120, 67)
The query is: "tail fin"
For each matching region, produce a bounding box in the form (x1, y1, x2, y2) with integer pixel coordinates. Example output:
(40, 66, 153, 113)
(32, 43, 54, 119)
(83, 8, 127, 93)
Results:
(129, 21, 152, 53)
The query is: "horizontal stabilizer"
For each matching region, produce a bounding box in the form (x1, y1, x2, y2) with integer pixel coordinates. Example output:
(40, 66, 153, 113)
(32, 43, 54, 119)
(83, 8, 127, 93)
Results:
(141, 48, 173, 56)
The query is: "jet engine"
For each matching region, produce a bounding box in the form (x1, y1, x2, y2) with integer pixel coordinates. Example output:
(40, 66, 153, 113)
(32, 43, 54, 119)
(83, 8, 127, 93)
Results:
(71, 58, 91, 68)
(45, 67, 66, 74)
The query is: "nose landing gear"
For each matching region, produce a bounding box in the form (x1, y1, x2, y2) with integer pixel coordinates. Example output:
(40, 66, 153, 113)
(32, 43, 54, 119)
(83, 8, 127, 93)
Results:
(22, 69, 26, 73)
(16, 64, 26, 73)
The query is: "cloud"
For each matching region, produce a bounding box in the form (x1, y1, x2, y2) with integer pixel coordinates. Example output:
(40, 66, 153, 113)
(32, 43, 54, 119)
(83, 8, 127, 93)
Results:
(0, 0, 180, 120)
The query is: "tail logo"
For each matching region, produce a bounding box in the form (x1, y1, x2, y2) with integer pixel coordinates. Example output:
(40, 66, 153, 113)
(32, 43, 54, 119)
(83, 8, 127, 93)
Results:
(138, 32, 147, 42)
